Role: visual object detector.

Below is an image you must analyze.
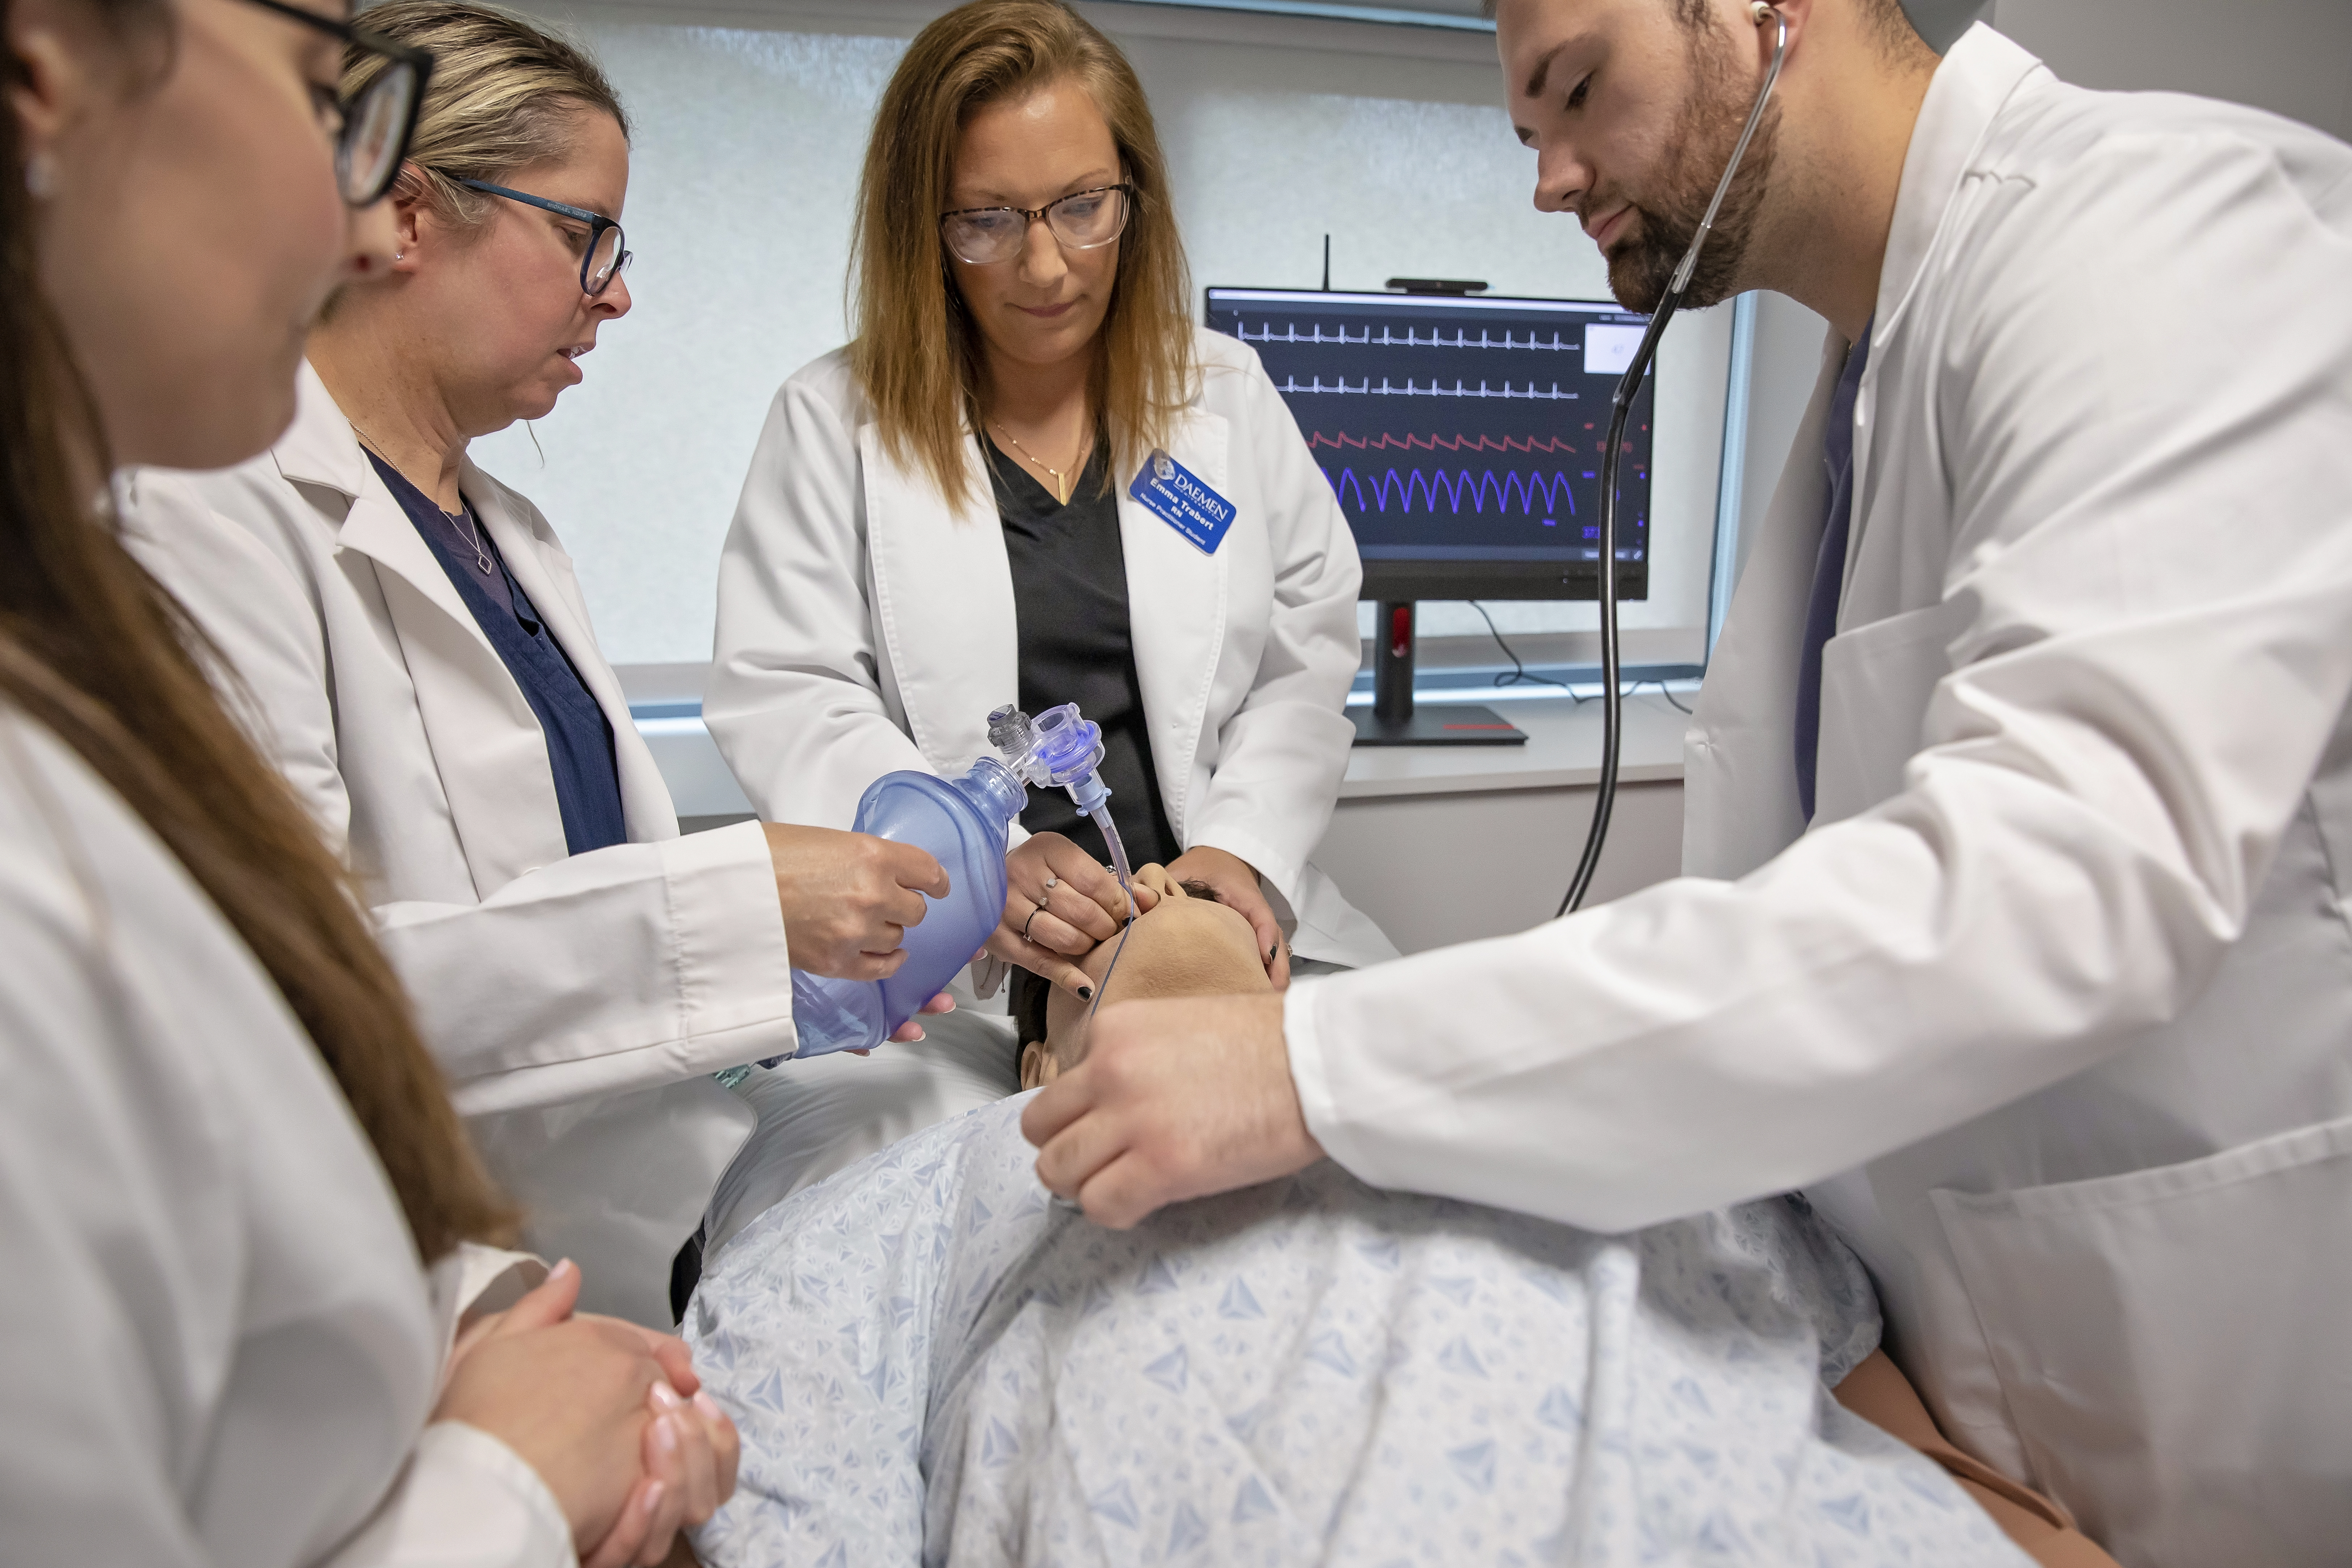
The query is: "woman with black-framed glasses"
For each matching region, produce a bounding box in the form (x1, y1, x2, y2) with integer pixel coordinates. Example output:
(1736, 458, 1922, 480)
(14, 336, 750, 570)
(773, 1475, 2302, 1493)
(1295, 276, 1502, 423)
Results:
(5, 0, 736, 1559)
(127, 0, 953, 1351)
(241, 0, 433, 203)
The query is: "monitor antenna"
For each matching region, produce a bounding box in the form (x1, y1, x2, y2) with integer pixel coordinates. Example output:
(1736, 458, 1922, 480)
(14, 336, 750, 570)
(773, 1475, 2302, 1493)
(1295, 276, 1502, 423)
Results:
(1321, 234, 1330, 292)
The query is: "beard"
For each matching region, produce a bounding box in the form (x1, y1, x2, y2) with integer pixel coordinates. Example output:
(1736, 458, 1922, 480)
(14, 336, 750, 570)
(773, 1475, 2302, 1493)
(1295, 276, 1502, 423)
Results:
(1602, 24, 1781, 315)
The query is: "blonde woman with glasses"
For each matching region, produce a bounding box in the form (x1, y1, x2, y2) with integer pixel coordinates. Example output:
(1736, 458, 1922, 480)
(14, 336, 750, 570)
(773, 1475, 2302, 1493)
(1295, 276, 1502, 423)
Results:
(710, 0, 1395, 1048)
(125, 1, 953, 1330)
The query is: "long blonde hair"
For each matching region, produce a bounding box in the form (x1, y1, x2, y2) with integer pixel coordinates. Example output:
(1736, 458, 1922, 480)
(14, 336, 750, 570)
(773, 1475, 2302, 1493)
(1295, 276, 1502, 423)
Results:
(342, 0, 627, 235)
(849, 0, 1195, 510)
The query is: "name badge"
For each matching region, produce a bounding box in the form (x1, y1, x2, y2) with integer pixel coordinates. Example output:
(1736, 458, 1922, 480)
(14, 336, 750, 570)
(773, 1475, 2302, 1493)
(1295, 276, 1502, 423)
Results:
(1129, 449, 1235, 555)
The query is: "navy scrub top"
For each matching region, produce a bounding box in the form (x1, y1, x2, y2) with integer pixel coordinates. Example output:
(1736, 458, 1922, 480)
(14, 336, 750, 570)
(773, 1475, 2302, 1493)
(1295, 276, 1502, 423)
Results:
(367, 450, 629, 857)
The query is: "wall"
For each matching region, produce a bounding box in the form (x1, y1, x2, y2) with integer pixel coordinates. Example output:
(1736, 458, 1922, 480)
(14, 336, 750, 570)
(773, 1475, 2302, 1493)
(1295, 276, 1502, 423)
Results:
(475, 0, 1731, 674)
(1991, 0, 2350, 141)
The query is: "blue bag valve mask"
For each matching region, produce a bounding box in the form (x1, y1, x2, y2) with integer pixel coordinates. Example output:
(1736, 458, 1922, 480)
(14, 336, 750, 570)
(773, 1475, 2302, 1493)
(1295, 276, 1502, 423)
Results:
(718, 755, 1026, 1078)
(716, 699, 1135, 1081)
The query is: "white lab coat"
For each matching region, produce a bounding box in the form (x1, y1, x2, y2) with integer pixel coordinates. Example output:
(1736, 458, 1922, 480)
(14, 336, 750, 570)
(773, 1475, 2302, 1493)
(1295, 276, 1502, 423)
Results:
(126, 366, 795, 1325)
(0, 705, 568, 1566)
(707, 328, 1395, 975)
(1286, 26, 2352, 1565)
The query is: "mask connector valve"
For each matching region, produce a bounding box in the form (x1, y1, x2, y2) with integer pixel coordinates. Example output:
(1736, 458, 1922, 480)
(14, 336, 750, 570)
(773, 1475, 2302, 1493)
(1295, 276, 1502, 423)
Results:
(988, 702, 1112, 818)
(988, 703, 1137, 1017)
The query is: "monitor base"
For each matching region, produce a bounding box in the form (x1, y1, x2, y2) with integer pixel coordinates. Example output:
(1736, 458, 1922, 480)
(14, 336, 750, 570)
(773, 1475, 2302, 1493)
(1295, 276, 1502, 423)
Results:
(1350, 704, 1526, 747)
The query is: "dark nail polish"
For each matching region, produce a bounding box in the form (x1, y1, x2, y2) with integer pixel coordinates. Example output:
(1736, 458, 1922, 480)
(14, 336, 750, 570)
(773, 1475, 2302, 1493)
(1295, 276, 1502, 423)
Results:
(1077, 985, 1094, 1000)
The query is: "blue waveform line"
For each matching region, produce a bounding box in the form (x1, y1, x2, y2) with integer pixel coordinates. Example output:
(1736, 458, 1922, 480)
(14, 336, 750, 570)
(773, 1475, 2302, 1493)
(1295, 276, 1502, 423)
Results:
(1325, 465, 1583, 517)
(1236, 320, 1581, 352)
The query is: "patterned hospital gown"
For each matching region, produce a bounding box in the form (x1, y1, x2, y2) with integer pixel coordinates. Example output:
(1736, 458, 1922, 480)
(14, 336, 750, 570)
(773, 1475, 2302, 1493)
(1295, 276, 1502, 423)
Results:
(685, 1097, 2026, 1567)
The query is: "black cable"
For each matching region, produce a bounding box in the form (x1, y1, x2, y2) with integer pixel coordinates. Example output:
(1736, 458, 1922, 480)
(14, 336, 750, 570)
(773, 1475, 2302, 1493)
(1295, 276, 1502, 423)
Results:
(1475, 600, 1695, 713)
(1471, 600, 1575, 693)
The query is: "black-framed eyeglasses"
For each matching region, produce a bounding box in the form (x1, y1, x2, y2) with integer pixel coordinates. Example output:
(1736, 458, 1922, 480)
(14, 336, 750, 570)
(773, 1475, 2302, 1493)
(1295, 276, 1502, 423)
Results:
(939, 183, 1134, 266)
(454, 179, 632, 298)
(235, 0, 432, 207)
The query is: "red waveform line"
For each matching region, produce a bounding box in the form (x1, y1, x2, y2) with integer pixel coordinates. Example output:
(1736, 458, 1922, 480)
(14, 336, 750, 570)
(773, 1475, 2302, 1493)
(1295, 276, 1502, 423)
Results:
(1306, 432, 1582, 455)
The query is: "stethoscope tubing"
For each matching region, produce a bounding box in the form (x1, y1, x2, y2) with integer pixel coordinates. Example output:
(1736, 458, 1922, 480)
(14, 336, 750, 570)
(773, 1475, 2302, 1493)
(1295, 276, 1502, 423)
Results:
(1558, 7, 1789, 918)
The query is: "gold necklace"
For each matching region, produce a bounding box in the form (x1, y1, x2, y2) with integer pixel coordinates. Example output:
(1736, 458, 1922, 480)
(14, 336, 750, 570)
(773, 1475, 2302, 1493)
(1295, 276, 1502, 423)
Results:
(993, 423, 1088, 506)
(350, 422, 494, 575)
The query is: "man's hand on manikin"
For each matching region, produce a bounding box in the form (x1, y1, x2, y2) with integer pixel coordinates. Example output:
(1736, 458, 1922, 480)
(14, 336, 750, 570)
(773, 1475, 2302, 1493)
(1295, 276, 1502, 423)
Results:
(1020, 992, 1324, 1228)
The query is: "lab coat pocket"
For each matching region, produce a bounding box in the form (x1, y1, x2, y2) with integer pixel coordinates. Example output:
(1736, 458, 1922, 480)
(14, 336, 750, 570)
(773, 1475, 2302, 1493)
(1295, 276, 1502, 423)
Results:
(1812, 597, 1967, 827)
(1931, 1113, 2352, 1568)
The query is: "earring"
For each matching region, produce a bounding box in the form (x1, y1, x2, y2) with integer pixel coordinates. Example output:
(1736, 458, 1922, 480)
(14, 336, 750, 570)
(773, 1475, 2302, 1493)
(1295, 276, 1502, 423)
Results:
(394, 249, 406, 260)
(23, 150, 57, 199)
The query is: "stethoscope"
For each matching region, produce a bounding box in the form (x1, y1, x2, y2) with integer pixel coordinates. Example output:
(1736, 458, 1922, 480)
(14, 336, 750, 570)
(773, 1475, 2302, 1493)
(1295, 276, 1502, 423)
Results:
(1559, 1, 1790, 916)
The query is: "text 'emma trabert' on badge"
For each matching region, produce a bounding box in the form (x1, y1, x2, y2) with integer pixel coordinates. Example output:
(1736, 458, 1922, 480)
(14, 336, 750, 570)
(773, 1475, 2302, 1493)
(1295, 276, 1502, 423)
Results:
(1128, 448, 1235, 555)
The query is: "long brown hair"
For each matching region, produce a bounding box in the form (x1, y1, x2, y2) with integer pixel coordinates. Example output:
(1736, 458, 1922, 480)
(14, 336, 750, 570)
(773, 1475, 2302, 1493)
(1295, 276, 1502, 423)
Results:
(849, 0, 1195, 510)
(0, 0, 511, 1262)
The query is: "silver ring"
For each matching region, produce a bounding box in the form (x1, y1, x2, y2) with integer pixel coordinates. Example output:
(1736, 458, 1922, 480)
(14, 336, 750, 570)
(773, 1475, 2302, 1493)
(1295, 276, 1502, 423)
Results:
(1041, 874, 1059, 895)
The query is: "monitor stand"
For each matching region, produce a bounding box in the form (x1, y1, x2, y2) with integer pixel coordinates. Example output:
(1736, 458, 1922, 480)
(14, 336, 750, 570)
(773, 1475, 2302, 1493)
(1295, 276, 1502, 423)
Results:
(1349, 601, 1528, 747)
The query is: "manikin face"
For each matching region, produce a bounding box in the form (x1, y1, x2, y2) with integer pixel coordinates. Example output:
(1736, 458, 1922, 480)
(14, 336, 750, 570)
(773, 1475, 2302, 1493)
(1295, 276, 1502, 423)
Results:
(1496, 0, 1782, 312)
(16, 0, 395, 467)
(391, 108, 633, 437)
(1020, 867, 1275, 1089)
(945, 76, 1123, 387)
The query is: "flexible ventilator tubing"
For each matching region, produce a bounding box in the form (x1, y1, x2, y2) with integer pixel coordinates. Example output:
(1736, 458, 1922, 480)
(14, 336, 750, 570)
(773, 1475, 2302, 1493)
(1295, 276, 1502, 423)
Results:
(1559, 3, 1788, 917)
(990, 704, 1137, 1018)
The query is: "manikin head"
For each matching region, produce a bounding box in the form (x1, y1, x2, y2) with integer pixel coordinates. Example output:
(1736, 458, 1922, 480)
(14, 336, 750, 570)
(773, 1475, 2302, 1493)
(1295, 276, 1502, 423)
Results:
(1491, 0, 1937, 317)
(1017, 865, 1277, 1090)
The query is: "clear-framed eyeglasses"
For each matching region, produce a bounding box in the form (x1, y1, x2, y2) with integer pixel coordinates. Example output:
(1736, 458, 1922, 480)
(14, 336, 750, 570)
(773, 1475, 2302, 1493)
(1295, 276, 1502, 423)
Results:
(939, 183, 1134, 266)
(453, 178, 632, 297)
(234, 0, 433, 207)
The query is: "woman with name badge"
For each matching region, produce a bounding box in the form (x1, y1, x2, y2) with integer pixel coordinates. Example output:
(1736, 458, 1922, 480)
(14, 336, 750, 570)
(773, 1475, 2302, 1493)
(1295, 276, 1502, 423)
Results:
(708, 0, 1395, 1032)
(123, 1, 951, 1327)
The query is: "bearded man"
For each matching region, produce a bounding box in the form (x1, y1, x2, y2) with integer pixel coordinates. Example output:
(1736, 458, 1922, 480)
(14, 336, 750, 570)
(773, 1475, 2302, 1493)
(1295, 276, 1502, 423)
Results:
(1021, 2, 2352, 1563)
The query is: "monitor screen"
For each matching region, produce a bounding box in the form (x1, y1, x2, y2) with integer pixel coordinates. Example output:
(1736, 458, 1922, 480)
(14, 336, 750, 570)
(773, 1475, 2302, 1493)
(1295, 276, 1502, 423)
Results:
(1204, 287, 1653, 601)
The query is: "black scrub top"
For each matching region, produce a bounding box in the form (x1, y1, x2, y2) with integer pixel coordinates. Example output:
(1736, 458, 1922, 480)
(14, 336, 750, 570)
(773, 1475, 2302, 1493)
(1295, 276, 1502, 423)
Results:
(985, 433, 1182, 876)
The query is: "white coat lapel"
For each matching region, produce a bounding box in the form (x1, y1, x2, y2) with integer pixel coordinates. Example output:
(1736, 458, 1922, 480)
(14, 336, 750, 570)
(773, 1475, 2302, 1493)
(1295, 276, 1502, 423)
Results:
(332, 475, 568, 895)
(860, 426, 1021, 773)
(466, 465, 678, 841)
(1117, 409, 1228, 840)
(273, 372, 568, 897)
(1681, 333, 1844, 881)
(1846, 26, 2042, 573)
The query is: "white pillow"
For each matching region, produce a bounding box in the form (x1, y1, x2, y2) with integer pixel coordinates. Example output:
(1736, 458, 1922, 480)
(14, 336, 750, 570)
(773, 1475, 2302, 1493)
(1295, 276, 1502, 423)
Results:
(701, 1009, 1021, 1259)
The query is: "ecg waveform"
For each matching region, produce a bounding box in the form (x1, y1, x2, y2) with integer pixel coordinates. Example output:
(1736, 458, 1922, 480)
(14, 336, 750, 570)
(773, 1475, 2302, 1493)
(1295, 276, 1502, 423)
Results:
(1276, 375, 1580, 400)
(1231, 320, 1581, 353)
(1202, 290, 1651, 583)
(1324, 466, 1583, 518)
(1309, 432, 1583, 455)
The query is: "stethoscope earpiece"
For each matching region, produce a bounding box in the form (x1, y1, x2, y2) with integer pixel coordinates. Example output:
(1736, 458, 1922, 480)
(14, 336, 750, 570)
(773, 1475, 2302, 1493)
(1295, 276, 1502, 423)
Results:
(1751, 1, 1774, 23)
